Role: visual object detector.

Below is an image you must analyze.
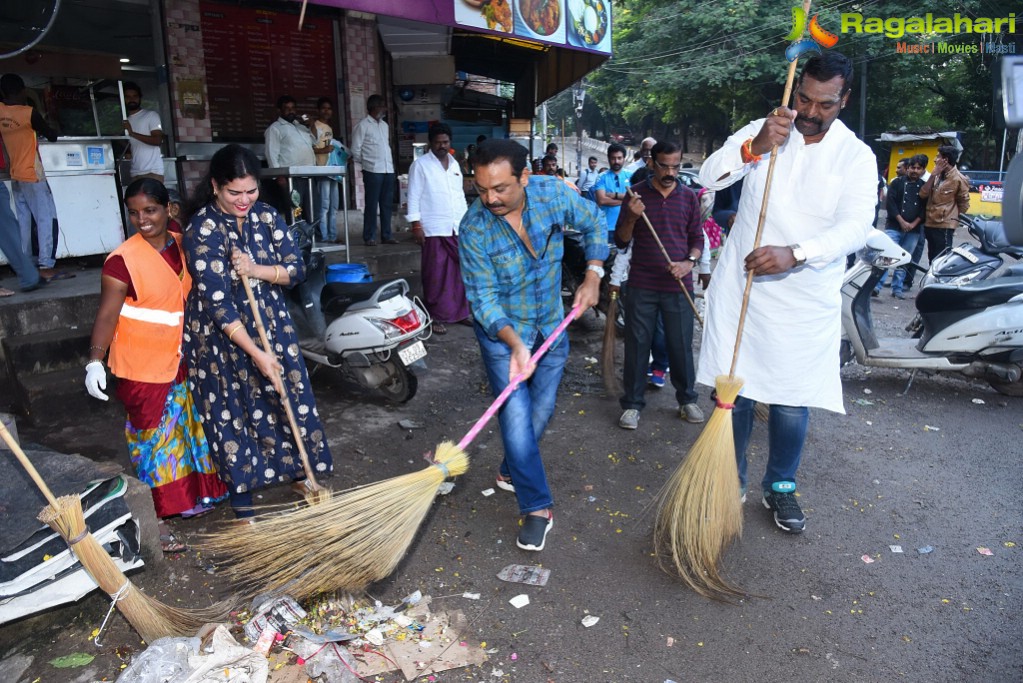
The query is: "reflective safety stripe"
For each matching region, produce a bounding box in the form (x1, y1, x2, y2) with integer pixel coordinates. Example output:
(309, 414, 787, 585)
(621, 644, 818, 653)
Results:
(119, 303, 184, 327)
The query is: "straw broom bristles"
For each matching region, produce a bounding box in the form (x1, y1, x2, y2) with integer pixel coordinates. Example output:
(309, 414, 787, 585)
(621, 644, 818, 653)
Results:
(600, 291, 623, 395)
(207, 440, 469, 598)
(653, 375, 745, 600)
(1, 421, 231, 642)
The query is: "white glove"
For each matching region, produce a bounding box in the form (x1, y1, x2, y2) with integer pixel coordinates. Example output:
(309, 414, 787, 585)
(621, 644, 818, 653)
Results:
(85, 361, 109, 401)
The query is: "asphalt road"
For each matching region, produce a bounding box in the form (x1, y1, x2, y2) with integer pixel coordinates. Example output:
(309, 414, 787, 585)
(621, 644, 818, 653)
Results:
(7, 281, 1022, 683)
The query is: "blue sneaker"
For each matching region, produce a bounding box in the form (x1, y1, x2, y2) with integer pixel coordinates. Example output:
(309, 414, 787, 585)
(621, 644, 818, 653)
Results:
(648, 369, 666, 388)
(762, 481, 805, 534)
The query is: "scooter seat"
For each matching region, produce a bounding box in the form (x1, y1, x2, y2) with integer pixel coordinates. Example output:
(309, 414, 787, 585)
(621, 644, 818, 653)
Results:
(321, 278, 408, 317)
(916, 276, 1023, 313)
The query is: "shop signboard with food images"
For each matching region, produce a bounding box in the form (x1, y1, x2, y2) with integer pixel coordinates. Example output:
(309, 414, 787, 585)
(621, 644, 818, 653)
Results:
(455, 0, 610, 53)
(313, 0, 610, 54)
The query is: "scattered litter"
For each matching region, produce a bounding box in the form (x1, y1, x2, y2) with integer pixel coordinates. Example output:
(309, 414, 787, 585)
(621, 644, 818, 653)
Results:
(584, 356, 598, 364)
(889, 545, 903, 553)
(509, 594, 530, 608)
(462, 592, 481, 600)
(509, 653, 518, 661)
(977, 547, 994, 556)
(852, 398, 874, 406)
(865, 420, 873, 426)
(811, 595, 822, 601)
(861, 555, 875, 564)
(1005, 542, 1017, 548)
(587, 496, 597, 503)
(244, 595, 307, 642)
(918, 545, 934, 554)
(437, 482, 455, 495)
(497, 564, 551, 586)
(581, 615, 600, 628)
(972, 398, 985, 404)
(666, 636, 675, 646)
(863, 388, 873, 394)
(398, 419, 423, 429)
(481, 488, 495, 497)
(923, 425, 940, 432)
(48, 653, 95, 668)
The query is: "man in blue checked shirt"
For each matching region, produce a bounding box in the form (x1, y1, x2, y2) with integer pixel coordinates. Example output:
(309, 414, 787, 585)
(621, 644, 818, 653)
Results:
(459, 139, 609, 552)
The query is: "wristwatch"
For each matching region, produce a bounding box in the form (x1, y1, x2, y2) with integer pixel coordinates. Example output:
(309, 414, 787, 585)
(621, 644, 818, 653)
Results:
(790, 244, 806, 266)
(586, 264, 606, 279)
(686, 254, 699, 263)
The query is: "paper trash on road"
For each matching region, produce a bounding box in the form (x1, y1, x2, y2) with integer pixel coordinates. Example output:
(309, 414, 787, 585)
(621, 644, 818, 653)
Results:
(509, 594, 530, 608)
(890, 545, 903, 553)
(977, 547, 994, 556)
(918, 545, 934, 554)
(497, 564, 551, 586)
(581, 615, 600, 627)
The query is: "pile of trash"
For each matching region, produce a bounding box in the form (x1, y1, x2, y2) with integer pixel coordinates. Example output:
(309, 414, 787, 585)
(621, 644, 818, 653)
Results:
(116, 591, 487, 682)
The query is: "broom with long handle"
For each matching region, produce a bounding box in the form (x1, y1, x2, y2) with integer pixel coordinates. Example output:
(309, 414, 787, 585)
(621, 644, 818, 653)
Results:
(208, 306, 581, 598)
(0, 421, 231, 642)
(653, 0, 812, 600)
(237, 266, 329, 505)
(600, 289, 623, 394)
(624, 186, 704, 325)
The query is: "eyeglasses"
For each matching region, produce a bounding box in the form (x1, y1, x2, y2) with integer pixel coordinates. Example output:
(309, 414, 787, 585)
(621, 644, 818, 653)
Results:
(654, 160, 681, 172)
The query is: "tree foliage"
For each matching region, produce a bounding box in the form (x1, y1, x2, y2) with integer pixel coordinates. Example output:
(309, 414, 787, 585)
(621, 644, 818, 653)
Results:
(580, 0, 1016, 166)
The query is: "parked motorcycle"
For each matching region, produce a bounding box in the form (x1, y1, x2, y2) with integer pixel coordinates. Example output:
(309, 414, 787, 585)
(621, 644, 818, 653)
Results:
(285, 220, 431, 403)
(905, 215, 1023, 335)
(840, 229, 1023, 396)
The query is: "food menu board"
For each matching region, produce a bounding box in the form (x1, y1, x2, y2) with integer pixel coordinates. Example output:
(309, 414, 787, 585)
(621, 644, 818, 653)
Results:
(451, 0, 610, 53)
(200, 1, 337, 141)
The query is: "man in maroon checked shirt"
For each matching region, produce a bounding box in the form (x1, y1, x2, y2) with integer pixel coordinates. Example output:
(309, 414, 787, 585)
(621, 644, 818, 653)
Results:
(615, 140, 704, 431)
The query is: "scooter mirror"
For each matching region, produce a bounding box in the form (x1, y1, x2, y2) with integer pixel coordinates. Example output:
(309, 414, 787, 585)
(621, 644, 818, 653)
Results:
(864, 229, 910, 268)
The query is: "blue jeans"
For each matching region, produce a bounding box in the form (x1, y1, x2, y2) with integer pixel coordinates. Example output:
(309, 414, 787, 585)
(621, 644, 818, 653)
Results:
(362, 172, 394, 242)
(13, 179, 58, 269)
(317, 178, 339, 241)
(621, 286, 697, 410)
(474, 323, 568, 514)
(0, 183, 40, 290)
(875, 226, 921, 293)
(732, 396, 809, 493)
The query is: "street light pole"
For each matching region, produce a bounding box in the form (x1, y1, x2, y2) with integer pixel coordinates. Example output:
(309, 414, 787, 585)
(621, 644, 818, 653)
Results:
(573, 82, 586, 181)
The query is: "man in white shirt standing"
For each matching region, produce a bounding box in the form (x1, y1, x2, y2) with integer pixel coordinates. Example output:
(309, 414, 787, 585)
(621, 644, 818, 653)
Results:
(264, 94, 316, 222)
(406, 123, 470, 334)
(122, 82, 164, 183)
(697, 52, 875, 535)
(350, 94, 396, 246)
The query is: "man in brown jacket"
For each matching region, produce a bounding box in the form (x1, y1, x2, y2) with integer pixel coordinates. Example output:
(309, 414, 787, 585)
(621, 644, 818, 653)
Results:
(919, 145, 971, 264)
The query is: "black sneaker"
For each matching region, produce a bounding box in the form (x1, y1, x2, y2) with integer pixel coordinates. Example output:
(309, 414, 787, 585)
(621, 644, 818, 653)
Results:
(762, 482, 805, 534)
(517, 511, 553, 551)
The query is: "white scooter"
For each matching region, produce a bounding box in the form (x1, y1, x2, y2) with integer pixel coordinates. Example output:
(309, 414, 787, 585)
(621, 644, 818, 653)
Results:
(286, 220, 432, 403)
(840, 229, 1023, 396)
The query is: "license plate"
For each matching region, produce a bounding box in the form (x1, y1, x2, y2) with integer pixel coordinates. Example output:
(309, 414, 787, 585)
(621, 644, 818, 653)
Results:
(398, 340, 427, 366)
(952, 246, 979, 263)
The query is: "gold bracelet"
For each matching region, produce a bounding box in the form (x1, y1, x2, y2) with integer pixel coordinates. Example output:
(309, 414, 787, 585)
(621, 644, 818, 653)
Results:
(227, 323, 242, 342)
(272, 265, 281, 284)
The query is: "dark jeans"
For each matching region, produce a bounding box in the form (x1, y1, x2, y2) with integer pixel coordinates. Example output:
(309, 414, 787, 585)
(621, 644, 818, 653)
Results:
(925, 226, 955, 266)
(875, 227, 922, 293)
(362, 171, 395, 242)
(620, 286, 697, 411)
(732, 397, 809, 493)
(904, 229, 927, 288)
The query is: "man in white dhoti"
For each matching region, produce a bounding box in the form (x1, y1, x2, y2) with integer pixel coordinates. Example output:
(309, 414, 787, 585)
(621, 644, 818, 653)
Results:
(697, 52, 876, 534)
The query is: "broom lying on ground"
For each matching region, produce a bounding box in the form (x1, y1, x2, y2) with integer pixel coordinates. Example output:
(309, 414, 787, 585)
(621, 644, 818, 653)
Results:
(0, 420, 231, 642)
(652, 0, 811, 601)
(206, 307, 582, 599)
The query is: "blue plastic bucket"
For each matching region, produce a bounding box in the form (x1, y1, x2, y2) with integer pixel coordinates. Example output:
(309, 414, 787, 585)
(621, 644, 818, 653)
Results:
(326, 263, 372, 283)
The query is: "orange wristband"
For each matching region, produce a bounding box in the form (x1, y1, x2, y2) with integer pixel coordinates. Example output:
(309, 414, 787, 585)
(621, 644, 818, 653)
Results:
(741, 138, 762, 164)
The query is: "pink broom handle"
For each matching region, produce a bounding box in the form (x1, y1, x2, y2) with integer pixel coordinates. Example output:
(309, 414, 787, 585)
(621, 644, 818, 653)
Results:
(457, 305, 580, 451)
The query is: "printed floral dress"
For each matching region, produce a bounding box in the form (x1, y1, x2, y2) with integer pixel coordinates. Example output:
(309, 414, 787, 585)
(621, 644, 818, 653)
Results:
(183, 200, 332, 494)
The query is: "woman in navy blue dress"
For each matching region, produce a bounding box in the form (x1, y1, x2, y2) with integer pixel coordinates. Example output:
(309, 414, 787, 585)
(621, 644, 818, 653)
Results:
(183, 144, 332, 517)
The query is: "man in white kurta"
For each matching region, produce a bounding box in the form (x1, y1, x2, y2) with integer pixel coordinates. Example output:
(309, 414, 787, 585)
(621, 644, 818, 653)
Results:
(697, 52, 876, 534)
(406, 123, 470, 333)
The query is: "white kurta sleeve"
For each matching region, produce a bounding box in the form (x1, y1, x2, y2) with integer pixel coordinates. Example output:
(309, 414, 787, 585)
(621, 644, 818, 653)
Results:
(698, 120, 763, 190)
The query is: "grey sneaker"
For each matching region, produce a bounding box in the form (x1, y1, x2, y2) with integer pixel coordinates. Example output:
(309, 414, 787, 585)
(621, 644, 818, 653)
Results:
(680, 403, 705, 423)
(618, 408, 640, 429)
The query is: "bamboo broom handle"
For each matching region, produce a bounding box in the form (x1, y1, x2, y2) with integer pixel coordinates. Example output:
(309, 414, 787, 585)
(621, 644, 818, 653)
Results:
(0, 419, 60, 508)
(624, 187, 704, 325)
(727, 0, 811, 378)
(456, 306, 579, 451)
(238, 273, 321, 491)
